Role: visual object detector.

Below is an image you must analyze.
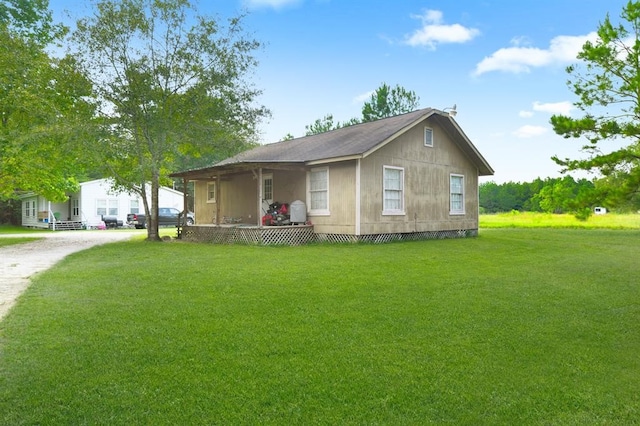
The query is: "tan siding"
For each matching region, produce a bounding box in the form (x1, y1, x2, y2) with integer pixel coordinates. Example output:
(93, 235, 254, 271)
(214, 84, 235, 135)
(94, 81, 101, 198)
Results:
(308, 162, 356, 234)
(360, 117, 479, 234)
(272, 170, 306, 204)
(194, 180, 216, 224)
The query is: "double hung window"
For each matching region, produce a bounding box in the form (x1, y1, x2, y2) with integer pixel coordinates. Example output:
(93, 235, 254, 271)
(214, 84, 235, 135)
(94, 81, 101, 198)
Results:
(383, 166, 404, 215)
(450, 174, 465, 214)
(207, 182, 216, 203)
(308, 168, 329, 215)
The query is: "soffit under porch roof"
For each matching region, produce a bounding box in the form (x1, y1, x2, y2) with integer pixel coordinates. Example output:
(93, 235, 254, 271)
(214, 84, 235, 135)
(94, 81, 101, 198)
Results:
(174, 162, 308, 180)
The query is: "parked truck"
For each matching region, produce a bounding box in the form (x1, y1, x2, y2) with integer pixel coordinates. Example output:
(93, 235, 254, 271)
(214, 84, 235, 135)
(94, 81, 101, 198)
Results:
(127, 207, 194, 229)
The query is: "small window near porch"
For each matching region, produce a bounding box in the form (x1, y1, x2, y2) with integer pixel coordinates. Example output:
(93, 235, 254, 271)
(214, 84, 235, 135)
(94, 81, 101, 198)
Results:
(207, 182, 216, 203)
(308, 167, 329, 215)
(25, 201, 30, 217)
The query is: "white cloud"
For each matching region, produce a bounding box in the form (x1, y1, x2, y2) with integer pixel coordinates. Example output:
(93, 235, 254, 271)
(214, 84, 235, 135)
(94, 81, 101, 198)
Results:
(244, 0, 301, 9)
(519, 110, 534, 118)
(404, 10, 480, 49)
(473, 32, 598, 75)
(513, 125, 548, 138)
(532, 101, 573, 115)
(353, 90, 375, 104)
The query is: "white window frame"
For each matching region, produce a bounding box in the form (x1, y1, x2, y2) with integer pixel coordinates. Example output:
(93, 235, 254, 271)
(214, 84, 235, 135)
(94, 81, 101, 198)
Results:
(107, 199, 118, 216)
(424, 127, 434, 147)
(97, 199, 118, 217)
(72, 199, 79, 216)
(307, 167, 330, 216)
(206, 182, 216, 203)
(130, 199, 140, 214)
(96, 199, 107, 216)
(450, 174, 465, 215)
(382, 166, 405, 215)
(25, 201, 30, 217)
(262, 174, 273, 203)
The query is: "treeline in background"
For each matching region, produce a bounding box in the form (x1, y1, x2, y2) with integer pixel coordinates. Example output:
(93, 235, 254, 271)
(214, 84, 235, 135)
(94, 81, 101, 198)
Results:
(479, 176, 639, 217)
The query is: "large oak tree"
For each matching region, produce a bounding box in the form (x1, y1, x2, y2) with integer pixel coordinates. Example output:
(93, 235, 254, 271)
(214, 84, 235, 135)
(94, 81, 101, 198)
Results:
(71, 0, 269, 240)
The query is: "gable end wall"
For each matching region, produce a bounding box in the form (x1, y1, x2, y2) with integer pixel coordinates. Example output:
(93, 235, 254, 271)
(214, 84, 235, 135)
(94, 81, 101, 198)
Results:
(358, 117, 479, 235)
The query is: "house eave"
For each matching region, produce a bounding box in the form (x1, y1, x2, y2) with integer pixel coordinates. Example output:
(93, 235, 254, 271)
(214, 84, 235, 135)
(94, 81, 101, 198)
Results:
(306, 155, 363, 166)
(170, 161, 307, 180)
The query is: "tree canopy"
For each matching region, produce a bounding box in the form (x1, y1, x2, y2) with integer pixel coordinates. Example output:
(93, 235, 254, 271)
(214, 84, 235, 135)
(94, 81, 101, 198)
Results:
(71, 0, 269, 240)
(551, 1, 640, 208)
(304, 83, 420, 136)
(361, 83, 420, 122)
(0, 0, 65, 44)
(0, 1, 96, 201)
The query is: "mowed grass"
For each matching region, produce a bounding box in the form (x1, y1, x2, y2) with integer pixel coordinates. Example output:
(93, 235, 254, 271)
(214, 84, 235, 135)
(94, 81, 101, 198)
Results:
(1, 229, 639, 424)
(480, 211, 640, 229)
(0, 224, 50, 234)
(0, 237, 42, 248)
(0, 224, 48, 246)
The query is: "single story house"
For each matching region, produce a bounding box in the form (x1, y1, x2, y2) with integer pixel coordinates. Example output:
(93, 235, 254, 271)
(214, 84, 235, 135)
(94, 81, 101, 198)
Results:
(20, 178, 185, 230)
(171, 107, 494, 244)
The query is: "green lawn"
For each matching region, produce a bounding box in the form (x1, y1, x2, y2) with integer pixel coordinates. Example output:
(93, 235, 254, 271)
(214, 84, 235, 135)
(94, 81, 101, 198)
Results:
(0, 224, 50, 234)
(1, 229, 638, 424)
(0, 237, 42, 248)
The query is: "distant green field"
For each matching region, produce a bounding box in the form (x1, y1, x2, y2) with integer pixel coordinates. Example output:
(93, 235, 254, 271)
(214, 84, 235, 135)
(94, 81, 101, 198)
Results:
(480, 211, 639, 229)
(1, 228, 638, 424)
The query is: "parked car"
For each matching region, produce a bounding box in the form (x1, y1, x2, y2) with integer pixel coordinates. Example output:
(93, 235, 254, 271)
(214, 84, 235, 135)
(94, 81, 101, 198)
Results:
(127, 208, 195, 229)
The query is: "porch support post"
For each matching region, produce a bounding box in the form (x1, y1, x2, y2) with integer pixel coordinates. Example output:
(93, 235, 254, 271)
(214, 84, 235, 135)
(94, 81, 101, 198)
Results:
(49, 201, 55, 231)
(257, 168, 263, 227)
(215, 172, 221, 225)
(181, 177, 188, 233)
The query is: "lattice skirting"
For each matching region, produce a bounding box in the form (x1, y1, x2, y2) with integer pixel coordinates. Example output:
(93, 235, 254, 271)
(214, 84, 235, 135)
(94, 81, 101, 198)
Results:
(316, 229, 478, 244)
(181, 225, 317, 246)
(182, 226, 477, 245)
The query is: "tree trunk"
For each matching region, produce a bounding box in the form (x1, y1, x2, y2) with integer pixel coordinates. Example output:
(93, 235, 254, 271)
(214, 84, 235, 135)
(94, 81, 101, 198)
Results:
(148, 172, 160, 241)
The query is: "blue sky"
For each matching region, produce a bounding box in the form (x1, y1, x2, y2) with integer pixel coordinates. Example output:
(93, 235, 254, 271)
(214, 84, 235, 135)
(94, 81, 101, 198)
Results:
(51, 0, 630, 183)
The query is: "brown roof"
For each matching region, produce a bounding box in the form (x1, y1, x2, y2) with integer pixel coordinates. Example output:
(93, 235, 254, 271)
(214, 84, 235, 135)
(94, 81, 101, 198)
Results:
(172, 108, 494, 178)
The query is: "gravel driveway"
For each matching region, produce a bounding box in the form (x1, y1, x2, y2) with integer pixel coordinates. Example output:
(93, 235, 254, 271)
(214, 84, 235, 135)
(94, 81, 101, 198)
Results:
(0, 230, 142, 321)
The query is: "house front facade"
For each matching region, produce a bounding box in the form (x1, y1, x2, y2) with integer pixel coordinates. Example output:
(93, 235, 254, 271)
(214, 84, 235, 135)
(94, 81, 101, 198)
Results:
(20, 179, 185, 230)
(172, 108, 493, 243)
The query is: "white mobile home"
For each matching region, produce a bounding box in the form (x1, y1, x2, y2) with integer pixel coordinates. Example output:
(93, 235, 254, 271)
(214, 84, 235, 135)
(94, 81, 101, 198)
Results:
(20, 179, 185, 230)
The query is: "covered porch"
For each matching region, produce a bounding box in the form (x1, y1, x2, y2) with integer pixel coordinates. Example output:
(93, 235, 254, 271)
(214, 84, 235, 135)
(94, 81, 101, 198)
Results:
(172, 163, 316, 245)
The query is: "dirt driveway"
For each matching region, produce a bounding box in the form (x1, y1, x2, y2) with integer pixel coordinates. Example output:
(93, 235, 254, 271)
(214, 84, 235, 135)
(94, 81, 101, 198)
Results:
(0, 230, 142, 321)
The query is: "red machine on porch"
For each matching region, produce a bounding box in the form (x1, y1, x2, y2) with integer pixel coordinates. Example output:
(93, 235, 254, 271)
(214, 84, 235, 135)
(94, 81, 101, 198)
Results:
(262, 202, 290, 226)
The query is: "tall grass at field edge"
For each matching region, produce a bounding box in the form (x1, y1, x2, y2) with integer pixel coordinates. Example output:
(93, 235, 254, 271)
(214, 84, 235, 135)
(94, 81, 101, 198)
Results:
(480, 211, 640, 229)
